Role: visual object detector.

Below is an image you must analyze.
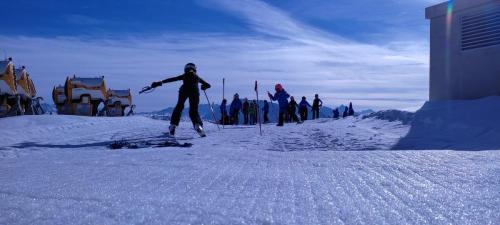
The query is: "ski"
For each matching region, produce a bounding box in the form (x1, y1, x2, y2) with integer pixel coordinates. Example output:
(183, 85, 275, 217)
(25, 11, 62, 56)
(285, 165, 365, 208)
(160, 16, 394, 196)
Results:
(108, 135, 193, 149)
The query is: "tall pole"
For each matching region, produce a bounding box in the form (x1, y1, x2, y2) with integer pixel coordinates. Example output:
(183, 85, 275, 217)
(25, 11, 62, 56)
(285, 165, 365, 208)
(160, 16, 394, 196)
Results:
(203, 90, 220, 131)
(255, 81, 262, 136)
(222, 78, 225, 129)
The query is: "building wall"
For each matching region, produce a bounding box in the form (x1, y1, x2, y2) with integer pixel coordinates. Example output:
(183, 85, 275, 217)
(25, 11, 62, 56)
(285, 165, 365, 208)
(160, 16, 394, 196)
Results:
(427, 0, 500, 100)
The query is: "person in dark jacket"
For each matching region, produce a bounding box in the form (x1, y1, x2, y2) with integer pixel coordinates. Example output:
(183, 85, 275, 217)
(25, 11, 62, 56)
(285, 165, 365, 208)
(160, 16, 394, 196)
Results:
(299, 96, 312, 121)
(249, 101, 257, 125)
(348, 102, 355, 116)
(220, 99, 228, 125)
(150, 63, 210, 136)
(312, 94, 323, 119)
(229, 93, 242, 125)
(267, 83, 290, 126)
(242, 98, 250, 125)
(333, 108, 340, 119)
(288, 96, 301, 123)
(342, 107, 349, 118)
(263, 100, 270, 123)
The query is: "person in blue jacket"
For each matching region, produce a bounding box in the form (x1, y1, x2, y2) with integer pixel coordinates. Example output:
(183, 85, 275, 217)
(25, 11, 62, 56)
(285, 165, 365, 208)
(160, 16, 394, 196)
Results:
(299, 96, 312, 121)
(267, 83, 289, 126)
(220, 99, 228, 125)
(263, 100, 270, 123)
(229, 93, 242, 125)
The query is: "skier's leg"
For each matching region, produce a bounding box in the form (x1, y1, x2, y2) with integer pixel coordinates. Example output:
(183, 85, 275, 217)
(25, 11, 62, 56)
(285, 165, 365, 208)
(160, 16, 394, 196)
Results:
(188, 94, 202, 127)
(171, 92, 188, 126)
(293, 112, 300, 123)
(277, 111, 284, 126)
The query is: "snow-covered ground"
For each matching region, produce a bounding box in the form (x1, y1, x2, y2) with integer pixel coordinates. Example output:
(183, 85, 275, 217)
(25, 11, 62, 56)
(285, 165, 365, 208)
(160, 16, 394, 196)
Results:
(0, 113, 499, 224)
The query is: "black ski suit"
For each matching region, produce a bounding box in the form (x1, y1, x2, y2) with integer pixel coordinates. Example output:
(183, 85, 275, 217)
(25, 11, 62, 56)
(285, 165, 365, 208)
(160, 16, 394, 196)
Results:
(312, 98, 322, 119)
(242, 101, 250, 125)
(159, 72, 210, 126)
(288, 99, 300, 123)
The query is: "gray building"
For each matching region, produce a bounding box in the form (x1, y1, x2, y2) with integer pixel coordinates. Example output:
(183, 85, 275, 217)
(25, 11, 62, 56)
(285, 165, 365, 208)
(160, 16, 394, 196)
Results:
(426, 0, 500, 100)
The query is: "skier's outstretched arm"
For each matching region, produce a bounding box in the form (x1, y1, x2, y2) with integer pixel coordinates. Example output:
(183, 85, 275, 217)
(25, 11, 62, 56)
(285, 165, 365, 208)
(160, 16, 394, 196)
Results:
(151, 75, 183, 88)
(161, 75, 184, 84)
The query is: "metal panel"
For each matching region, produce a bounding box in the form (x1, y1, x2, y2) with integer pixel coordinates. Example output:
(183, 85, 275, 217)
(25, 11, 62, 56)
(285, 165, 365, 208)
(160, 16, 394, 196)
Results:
(462, 8, 500, 50)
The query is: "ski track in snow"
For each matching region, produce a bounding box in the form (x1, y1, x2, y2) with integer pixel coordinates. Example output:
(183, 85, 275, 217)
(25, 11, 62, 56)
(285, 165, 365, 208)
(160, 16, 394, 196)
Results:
(0, 115, 499, 224)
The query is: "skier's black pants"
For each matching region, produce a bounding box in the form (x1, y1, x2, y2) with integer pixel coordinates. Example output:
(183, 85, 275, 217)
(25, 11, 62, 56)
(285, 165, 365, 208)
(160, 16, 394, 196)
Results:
(243, 112, 249, 125)
(278, 112, 285, 126)
(171, 91, 203, 127)
(277, 108, 287, 126)
(299, 108, 308, 121)
(312, 108, 319, 119)
(231, 110, 240, 125)
(289, 110, 300, 122)
(263, 111, 269, 123)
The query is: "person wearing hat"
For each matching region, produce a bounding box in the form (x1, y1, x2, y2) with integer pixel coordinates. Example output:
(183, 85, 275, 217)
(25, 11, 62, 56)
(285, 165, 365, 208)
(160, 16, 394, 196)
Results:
(267, 83, 290, 126)
(150, 63, 211, 137)
(229, 93, 242, 125)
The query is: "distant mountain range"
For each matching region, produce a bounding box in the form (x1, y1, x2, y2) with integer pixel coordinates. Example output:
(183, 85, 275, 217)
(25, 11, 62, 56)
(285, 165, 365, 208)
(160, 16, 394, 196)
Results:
(140, 101, 374, 123)
(41, 101, 373, 122)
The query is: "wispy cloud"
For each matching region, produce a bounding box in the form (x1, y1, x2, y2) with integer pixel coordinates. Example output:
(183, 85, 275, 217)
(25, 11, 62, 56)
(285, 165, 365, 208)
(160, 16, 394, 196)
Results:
(0, 0, 430, 112)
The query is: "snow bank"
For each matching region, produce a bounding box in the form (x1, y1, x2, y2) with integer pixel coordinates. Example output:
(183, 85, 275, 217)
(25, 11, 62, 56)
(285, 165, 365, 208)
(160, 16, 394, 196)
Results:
(394, 96, 500, 150)
(363, 110, 414, 125)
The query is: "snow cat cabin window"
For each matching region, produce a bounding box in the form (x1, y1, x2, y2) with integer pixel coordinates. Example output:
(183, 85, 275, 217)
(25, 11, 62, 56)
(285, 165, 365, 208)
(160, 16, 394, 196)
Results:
(461, 7, 500, 51)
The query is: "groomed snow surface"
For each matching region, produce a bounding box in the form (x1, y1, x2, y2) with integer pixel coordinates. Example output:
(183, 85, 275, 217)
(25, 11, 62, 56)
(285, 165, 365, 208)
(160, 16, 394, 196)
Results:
(1, 107, 499, 224)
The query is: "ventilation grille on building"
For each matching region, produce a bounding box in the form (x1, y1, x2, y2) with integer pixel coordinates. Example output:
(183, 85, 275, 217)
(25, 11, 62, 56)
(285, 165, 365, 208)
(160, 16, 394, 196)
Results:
(461, 8, 500, 51)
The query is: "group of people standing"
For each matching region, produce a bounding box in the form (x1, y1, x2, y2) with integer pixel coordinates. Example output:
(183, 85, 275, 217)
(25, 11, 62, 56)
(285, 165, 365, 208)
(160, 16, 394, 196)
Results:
(219, 83, 328, 127)
(219, 95, 263, 125)
(147, 63, 355, 137)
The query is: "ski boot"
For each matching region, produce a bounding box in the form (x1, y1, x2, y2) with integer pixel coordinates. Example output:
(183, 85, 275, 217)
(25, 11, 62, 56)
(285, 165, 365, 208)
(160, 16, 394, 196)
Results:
(169, 125, 176, 136)
(194, 124, 207, 137)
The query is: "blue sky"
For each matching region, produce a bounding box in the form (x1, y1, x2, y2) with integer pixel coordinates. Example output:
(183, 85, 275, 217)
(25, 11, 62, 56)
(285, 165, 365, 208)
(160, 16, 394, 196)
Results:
(1, 0, 444, 112)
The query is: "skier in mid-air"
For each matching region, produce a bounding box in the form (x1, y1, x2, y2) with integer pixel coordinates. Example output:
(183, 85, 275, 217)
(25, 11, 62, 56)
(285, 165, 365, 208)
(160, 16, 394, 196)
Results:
(268, 84, 290, 126)
(149, 63, 211, 137)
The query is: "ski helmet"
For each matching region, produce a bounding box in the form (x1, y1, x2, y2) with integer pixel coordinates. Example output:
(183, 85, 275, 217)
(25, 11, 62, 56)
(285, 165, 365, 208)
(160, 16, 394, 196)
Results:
(275, 83, 283, 92)
(184, 63, 197, 73)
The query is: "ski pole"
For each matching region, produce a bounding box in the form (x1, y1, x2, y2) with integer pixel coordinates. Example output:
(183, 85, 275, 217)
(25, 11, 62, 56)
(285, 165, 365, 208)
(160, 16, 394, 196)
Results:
(203, 90, 221, 131)
(222, 78, 225, 129)
(255, 81, 262, 136)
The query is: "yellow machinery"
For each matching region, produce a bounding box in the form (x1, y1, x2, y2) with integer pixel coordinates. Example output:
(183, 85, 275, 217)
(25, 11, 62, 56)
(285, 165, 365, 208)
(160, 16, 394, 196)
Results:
(106, 89, 132, 117)
(15, 66, 40, 115)
(52, 75, 134, 117)
(0, 58, 43, 117)
(63, 75, 107, 116)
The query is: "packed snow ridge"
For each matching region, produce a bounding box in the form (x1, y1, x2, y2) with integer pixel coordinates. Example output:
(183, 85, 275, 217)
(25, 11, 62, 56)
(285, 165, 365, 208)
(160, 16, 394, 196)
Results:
(0, 97, 499, 224)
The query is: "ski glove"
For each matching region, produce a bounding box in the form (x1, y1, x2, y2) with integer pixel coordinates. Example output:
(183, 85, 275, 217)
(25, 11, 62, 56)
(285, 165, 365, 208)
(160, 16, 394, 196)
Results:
(201, 83, 211, 91)
(151, 81, 162, 88)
